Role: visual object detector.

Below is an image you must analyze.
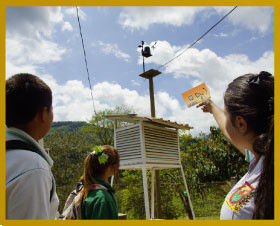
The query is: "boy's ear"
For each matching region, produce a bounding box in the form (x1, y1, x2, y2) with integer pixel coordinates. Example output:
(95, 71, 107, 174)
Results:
(36, 107, 48, 123)
(235, 116, 248, 134)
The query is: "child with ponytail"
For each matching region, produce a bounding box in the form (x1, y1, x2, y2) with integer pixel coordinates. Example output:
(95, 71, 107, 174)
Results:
(197, 71, 274, 219)
(79, 145, 120, 219)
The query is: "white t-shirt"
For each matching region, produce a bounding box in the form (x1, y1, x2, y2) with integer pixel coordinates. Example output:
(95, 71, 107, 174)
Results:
(220, 150, 263, 220)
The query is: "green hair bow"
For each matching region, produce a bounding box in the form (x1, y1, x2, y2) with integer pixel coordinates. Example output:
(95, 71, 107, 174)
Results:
(91, 146, 109, 164)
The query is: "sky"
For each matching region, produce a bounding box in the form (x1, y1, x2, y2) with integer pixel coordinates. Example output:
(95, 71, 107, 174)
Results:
(5, 6, 274, 136)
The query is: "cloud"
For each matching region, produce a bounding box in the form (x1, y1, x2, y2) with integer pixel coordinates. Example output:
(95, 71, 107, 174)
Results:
(6, 34, 66, 66)
(64, 7, 87, 20)
(214, 32, 229, 38)
(141, 40, 274, 107)
(131, 80, 141, 86)
(5, 7, 274, 136)
(39, 75, 103, 122)
(6, 41, 273, 135)
(214, 6, 274, 34)
(6, 7, 67, 77)
(119, 7, 206, 31)
(6, 61, 39, 78)
(6, 7, 64, 38)
(62, 21, 73, 32)
(48, 79, 216, 135)
(92, 41, 131, 62)
(92, 82, 216, 134)
(137, 40, 181, 66)
(118, 6, 273, 34)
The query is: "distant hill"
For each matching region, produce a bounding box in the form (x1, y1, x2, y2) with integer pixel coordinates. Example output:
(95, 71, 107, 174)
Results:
(50, 121, 87, 133)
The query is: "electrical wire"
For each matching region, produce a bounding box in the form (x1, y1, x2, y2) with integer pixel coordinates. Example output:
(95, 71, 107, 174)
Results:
(76, 6, 97, 115)
(157, 6, 238, 70)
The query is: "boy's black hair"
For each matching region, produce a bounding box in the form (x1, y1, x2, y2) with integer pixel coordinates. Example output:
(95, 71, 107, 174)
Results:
(6, 73, 52, 127)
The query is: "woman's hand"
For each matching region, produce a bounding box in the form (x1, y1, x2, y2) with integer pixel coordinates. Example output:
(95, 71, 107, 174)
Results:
(196, 95, 213, 114)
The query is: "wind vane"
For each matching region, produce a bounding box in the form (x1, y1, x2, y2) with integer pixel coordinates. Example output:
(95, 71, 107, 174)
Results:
(138, 40, 161, 118)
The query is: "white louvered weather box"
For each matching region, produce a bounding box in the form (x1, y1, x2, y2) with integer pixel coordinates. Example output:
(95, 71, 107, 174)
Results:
(106, 114, 195, 220)
(107, 114, 192, 169)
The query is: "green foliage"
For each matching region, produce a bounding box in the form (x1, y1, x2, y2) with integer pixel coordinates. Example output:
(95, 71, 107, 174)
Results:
(45, 106, 134, 213)
(180, 126, 248, 185)
(190, 181, 231, 218)
(178, 126, 248, 218)
(115, 170, 146, 219)
(44, 131, 93, 212)
(50, 121, 87, 133)
(80, 105, 134, 145)
(46, 109, 249, 219)
(115, 126, 249, 219)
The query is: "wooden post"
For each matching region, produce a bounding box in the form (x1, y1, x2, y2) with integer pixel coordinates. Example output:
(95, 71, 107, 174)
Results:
(139, 69, 162, 219)
(148, 76, 161, 220)
(149, 77, 155, 118)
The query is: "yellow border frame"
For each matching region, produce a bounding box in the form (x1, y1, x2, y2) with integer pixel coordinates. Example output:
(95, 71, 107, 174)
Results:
(1, 1, 278, 226)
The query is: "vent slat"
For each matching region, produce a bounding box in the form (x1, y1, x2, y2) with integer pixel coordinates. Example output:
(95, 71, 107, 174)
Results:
(120, 155, 142, 160)
(117, 143, 141, 149)
(116, 132, 140, 140)
(144, 126, 177, 136)
(117, 125, 140, 134)
(118, 149, 141, 154)
(145, 149, 179, 157)
(146, 158, 180, 164)
(117, 136, 140, 143)
(146, 156, 179, 160)
(116, 140, 141, 147)
(144, 131, 177, 140)
(145, 139, 178, 148)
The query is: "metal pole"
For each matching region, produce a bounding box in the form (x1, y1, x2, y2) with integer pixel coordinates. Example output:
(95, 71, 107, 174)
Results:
(180, 165, 195, 219)
(151, 168, 155, 219)
(143, 56, 145, 73)
(142, 166, 150, 219)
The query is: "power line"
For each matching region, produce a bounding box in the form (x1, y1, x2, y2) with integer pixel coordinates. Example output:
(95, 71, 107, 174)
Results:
(157, 6, 238, 70)
(76, 6, 97, 115)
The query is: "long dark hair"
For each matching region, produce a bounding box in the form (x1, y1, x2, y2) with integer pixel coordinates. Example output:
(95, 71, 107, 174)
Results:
(78, 145, 120, 203)
(224, 71, 274, 219)
(253, 118, 274, 219)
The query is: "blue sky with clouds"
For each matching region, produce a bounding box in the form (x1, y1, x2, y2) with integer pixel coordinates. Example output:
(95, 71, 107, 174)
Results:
(6, 6, 274, 135)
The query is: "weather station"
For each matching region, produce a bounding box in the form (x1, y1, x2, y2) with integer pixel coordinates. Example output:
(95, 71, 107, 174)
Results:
(107, 41, 195, 220)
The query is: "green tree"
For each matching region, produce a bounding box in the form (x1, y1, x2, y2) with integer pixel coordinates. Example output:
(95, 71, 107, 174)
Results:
(115, 170, 146, 219)
(44, 131, 93, 213)
(179, 127, 249, 218)
(180, 126, 248, 185)
(80, 105, 134, 145)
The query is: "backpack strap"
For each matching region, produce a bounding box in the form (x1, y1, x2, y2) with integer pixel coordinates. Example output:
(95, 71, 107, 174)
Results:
(6, 140, 47, 162)
(76, 182, 83, 193)
(6, 139, 55, 201)
(90, 184, 108, 191)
